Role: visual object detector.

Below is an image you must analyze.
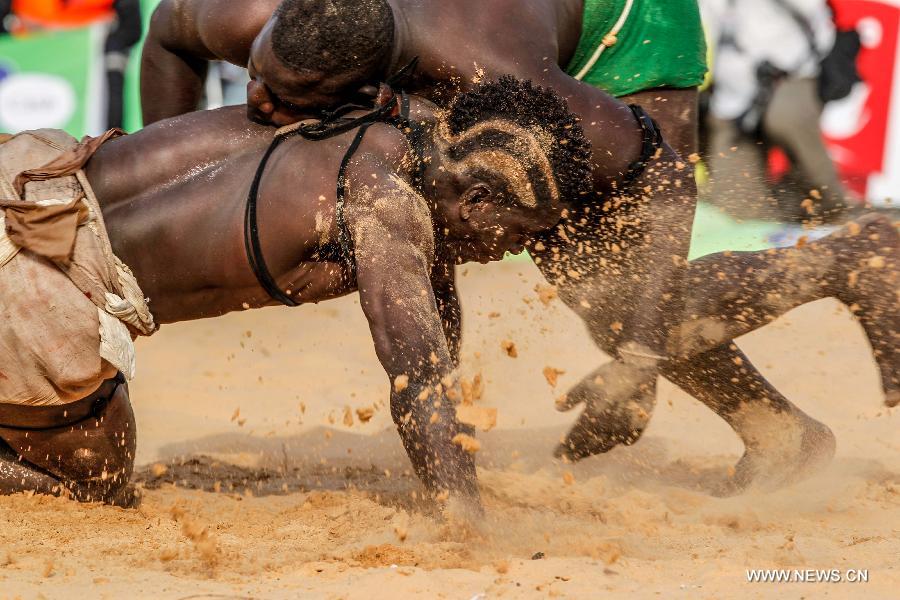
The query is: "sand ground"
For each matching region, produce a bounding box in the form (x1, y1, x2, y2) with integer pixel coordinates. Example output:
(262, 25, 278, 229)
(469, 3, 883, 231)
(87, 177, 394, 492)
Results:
(1, 261, 897, 599)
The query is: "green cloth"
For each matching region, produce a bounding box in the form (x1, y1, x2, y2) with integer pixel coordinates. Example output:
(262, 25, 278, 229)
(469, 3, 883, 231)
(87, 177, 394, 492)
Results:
(565, 0, 708, 98)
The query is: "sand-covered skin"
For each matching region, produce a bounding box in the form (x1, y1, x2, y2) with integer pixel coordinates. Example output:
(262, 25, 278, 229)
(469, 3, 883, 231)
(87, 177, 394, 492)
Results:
(1, 262, 897, 598)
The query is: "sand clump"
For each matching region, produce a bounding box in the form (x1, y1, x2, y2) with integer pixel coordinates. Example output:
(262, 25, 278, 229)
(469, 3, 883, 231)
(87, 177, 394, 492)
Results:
(500, 340, 518, 358)
(0, 263, 897, 597)
(170, 504, 219, 566)
(456, 405, 497, 432)
(452, 433, 482, 454)
(542, 366, 565, 387)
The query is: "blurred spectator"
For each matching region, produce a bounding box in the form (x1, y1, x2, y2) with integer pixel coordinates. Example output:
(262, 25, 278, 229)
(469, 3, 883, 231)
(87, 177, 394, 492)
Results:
(104, 0, 142, 129)
(702, 0, 850, 222)
(0, 1, 11, 35)
(4, 0, 142, 129)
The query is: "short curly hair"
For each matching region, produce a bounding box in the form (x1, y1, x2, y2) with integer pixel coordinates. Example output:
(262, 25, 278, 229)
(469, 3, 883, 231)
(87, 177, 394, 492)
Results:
(272, 0, 394, 78)
(446, 76, 594, 204)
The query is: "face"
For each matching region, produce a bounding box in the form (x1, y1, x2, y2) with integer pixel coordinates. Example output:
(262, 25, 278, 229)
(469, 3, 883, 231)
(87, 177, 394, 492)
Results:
(246, 19, 377, 126)
(443, 179, 562, 265)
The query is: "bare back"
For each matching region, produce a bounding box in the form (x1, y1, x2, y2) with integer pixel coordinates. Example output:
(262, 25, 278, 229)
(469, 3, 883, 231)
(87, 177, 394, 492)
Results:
(84, 106, 400, 323)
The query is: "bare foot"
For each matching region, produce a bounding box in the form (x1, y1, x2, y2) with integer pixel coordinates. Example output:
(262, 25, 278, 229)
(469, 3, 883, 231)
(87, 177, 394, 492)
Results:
(555, 388, 656, 461)
(715, 410, 836, 496)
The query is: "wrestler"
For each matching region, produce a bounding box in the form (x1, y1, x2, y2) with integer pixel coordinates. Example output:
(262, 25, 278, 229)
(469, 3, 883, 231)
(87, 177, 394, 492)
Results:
(0, 79, 592, 508)
(140, 0, 885, 485)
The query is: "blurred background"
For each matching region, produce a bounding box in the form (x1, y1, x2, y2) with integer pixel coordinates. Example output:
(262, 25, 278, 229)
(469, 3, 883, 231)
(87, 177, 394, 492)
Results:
(0, 0, 248, 133)
(0, 0, 897, 246)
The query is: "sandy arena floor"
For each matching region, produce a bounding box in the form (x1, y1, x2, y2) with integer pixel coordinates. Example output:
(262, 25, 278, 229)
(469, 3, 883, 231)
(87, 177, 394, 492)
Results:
(1, 261, 897, 599)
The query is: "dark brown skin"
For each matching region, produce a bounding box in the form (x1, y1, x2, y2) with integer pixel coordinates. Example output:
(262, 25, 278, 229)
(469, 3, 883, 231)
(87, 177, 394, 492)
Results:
(139, 0, 891, 482)
(1, 103, 895, 505)
(141, 0, 641, 188)
(0, 102, 564, 508)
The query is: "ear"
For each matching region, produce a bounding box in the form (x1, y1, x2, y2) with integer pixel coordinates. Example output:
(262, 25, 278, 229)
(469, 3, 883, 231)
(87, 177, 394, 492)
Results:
(458, 183, 491, 221)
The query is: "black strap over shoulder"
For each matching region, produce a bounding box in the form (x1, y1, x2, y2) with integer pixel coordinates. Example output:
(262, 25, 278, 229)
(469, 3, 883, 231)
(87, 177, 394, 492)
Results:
(622, 104, 664, 186)
(244, 127, 304, 307)
(334, 122, 375, 276)
(243, 59, 427, 307)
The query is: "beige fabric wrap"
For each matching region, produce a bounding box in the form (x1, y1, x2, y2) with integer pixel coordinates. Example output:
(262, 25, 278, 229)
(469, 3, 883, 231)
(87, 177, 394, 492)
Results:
(0, 129, 156, 407)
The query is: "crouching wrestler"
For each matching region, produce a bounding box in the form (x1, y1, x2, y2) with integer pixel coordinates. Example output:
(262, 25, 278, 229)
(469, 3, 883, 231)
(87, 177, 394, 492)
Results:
(0, 78, 592, 510)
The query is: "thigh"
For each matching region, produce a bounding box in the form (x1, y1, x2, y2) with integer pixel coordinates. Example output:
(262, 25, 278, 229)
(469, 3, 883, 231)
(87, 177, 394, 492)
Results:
(0, 379, 136, 485)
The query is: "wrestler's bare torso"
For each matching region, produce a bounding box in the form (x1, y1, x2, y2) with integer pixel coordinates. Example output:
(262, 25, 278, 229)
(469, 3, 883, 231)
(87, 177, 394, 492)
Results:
(84, 106, 403, 324)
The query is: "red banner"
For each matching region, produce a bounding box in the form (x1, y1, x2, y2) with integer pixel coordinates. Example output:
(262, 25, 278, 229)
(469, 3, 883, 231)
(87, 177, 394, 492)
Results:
(822, 0, 900, 204)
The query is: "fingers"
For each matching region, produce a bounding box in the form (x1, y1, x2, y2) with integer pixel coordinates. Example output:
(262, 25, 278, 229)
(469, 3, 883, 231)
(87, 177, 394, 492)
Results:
(555, 366, 608, 412)
(556, 360, 657, 412)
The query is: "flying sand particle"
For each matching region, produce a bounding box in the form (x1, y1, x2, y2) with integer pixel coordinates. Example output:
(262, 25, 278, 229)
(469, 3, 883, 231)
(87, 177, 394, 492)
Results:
(356, 406, 375, 423)
(456, 404, 497, 432)
(452, 433, 481, 454)
(543, 367, 565, 388)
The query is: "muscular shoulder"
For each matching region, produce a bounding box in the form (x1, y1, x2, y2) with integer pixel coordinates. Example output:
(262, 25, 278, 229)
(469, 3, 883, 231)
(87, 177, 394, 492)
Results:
(341, 130, 435, 264)
(407, 0, 561, 83)
(151, 0, 277, 63)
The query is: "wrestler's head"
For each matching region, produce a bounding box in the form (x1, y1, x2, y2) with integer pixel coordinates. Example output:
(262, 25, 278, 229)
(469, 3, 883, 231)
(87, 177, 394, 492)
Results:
(427, 76, 593, 263)
(247, 0, 395, 125)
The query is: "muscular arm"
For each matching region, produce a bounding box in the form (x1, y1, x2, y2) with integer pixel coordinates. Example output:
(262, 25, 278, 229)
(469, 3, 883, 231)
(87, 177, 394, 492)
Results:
(346, 158, 478, 504)
(431, 263, 462, 366)
(414, 0, 642, 191)
(140, 0, 272, 124)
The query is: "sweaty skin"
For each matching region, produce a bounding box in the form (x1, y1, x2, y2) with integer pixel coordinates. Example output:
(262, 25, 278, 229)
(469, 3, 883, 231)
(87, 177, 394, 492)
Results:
(141, 0, 642, 186)
(0, 100, 564, 509)
(1, 102, 895, 505)
(139, 0, 886, 483)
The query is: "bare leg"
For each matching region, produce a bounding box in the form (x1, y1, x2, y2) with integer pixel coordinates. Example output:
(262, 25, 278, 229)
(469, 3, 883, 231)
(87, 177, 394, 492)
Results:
(660, 344, 836, 493)
(673, 214, 898, 392)
(559, 215, 897, 486)
(553, 343, 830, 478)
(0, 380, 138, 506)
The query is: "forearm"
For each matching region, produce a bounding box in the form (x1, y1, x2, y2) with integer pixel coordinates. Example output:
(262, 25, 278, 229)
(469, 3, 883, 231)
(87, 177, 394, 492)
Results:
(538, 154, 696, 360)
(139, 3, 210, 124)
(140, 38, 208, 124)
(389, 373, 478, 499)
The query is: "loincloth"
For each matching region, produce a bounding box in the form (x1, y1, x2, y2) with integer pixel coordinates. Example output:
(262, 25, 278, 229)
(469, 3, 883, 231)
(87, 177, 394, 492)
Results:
(0, 129, 156, 408)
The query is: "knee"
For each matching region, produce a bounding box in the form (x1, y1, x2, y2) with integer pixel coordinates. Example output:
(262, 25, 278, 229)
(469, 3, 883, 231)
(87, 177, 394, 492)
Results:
(26, 385, 137, 500)
(71, 385, 137, 493)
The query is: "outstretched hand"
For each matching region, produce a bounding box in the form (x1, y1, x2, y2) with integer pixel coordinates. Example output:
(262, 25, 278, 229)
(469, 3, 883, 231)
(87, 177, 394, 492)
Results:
(555, 358, 658, 461)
